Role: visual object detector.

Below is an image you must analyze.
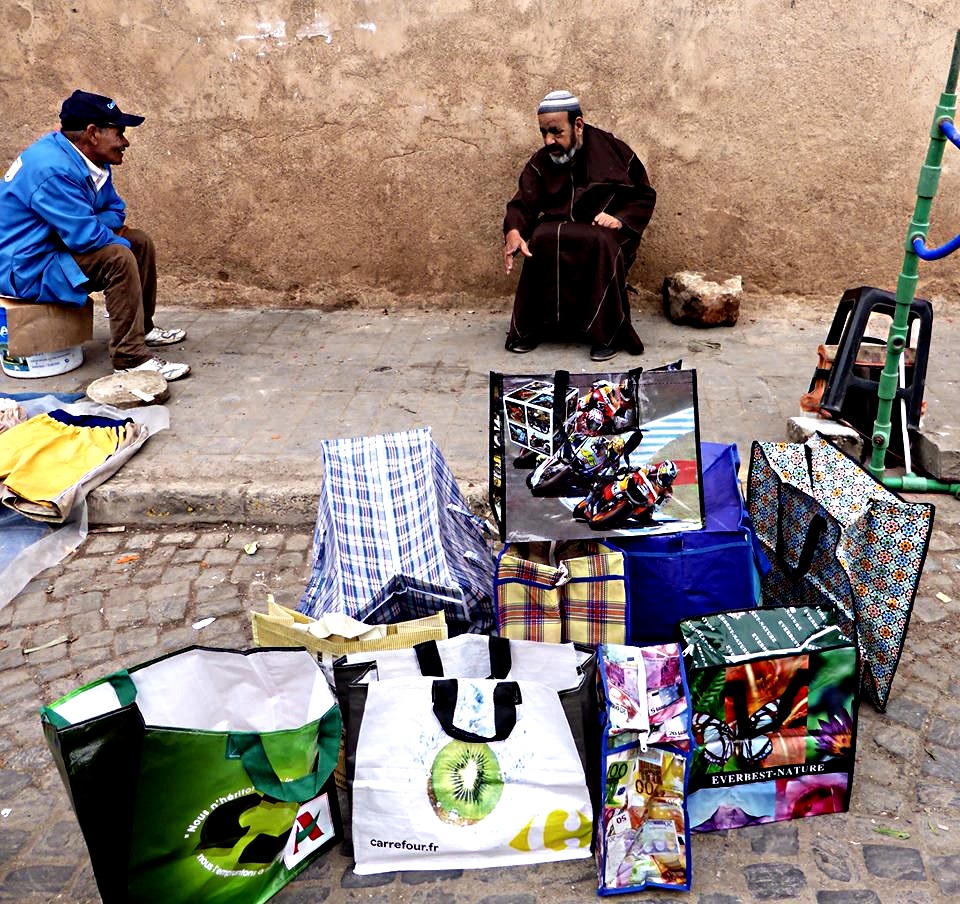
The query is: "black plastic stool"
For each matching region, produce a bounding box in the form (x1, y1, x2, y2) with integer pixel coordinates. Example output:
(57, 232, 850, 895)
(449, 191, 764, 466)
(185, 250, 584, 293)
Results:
(819, 286, 933, 432)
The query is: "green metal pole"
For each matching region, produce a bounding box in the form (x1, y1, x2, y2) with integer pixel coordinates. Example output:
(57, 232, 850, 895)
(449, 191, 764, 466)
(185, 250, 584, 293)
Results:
(869, 30, 960, 494)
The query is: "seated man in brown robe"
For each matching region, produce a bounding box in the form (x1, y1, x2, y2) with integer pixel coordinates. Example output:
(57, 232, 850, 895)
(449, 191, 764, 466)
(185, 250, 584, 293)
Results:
(502, 90, 656, 362)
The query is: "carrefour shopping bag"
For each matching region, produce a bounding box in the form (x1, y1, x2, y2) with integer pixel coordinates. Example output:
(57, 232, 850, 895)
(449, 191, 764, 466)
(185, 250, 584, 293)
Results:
(597, 643, 692, 894)
(680, 606, 858, 832)
(351, 676, 593, 873)
(334, 634, 600, 817)
(41, 647, 342, 904)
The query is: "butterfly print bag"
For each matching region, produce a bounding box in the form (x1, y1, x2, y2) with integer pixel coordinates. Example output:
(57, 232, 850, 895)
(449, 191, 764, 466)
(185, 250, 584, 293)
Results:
(679, 606, 859, 832)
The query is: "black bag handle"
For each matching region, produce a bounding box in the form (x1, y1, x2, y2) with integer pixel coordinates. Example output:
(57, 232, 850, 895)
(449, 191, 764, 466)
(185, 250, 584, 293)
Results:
(552, 370, 571, 440)
(431, 679, 521, 742)
(776, 489, 827, 580)
(776, 443, 828, 580)
(414, 636, 513, 678)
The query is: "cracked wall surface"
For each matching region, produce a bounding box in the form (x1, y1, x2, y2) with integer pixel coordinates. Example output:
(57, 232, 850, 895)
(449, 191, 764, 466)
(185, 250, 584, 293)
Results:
(2, 0, 960, 305)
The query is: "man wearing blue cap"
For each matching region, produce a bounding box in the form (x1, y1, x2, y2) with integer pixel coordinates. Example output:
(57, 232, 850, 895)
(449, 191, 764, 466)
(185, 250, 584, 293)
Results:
(502, 90, 656, 361)
(0, 90, 189, 380)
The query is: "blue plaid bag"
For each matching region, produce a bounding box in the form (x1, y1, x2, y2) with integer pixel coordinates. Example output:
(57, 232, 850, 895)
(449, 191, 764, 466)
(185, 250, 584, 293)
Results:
(298, 427, 495, 633)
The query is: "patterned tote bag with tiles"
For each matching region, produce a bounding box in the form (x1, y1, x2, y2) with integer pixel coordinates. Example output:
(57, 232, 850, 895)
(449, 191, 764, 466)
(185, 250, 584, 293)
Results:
(748, 434, 934, 710)
(495, 541, 629, 645)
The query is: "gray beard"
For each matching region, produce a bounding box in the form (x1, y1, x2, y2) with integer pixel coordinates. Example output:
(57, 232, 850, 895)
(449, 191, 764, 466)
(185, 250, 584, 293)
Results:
(548, 144, 578, 165)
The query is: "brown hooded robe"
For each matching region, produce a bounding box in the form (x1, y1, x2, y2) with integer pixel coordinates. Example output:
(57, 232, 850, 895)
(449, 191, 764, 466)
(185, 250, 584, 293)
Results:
(503, 124, 656, 352)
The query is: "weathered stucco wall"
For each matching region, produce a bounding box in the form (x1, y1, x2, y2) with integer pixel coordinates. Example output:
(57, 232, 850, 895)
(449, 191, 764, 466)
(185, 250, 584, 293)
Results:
(3, 0, 960, 305)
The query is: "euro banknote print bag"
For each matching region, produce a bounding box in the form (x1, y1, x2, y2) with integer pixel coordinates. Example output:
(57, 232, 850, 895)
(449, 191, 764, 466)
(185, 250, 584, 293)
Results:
(680, 606, 859, 832)
(41, 647, 342, 904)
(747, 435, 934, 710)
(597, 642, 693, 895)
(350, 676, 593, 873)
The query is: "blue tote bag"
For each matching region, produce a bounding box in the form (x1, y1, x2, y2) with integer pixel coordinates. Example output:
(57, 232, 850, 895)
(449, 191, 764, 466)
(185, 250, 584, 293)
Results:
(613, 443, 769, 645)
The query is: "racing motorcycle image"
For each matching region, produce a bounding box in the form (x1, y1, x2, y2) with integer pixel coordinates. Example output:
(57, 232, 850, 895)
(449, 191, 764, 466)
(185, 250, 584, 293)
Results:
(526, 429, 644, 498)
(571, 378, 637, 436)
(492, 364, 700, 541)
(572, 460, 679, 530)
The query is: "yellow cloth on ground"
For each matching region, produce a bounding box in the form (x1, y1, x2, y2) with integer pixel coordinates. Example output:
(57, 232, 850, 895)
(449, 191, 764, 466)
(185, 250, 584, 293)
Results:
(0, 414, 122, 505)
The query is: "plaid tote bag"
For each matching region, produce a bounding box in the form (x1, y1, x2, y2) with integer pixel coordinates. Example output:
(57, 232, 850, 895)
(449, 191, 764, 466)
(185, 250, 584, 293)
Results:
(299, 428, 495, 634)
(495, 541, 629, 645)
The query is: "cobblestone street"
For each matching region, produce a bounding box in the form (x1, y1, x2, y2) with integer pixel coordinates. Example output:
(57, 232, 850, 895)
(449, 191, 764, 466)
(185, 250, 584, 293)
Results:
(1, 509, 958, 903)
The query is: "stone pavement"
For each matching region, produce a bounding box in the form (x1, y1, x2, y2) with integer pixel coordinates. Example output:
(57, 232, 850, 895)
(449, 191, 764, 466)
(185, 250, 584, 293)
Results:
(1, 296, 959, 902)
(1, 518, 959, 903)
(15, 293, 955, 526)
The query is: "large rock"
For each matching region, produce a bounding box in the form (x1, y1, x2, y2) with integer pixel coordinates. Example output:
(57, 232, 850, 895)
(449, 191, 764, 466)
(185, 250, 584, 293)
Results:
(662, 271, 742, 327)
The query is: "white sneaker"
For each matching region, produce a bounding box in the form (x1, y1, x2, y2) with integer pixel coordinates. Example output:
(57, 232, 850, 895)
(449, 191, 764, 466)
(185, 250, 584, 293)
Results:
(114, 357, 191, 381)
(145, 326, 186, 346)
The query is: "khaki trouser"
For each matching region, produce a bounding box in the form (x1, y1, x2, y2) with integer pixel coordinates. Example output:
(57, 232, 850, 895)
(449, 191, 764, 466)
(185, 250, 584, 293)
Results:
(71, 227, 157, 369)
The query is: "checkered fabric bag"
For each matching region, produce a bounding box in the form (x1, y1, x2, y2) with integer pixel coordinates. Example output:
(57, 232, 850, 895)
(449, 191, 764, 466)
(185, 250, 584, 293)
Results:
(495, 541, 628, 645)
(299, 427, 495, 633)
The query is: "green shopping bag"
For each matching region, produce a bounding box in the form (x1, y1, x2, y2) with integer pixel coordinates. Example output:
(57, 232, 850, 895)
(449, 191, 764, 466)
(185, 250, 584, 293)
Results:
(41, 646, 342, 904)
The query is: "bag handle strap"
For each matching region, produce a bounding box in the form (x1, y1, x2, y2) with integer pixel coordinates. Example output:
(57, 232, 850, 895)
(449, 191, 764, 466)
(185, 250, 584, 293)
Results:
(40, 670, 137, 729)
(431, 679, 521, 742)
(552, 370, 571, 439)
(106, 671, 137, 705)
(414, 636, 513, 678)
(776, 483, 827, 580)
(226, 709, 340, 803)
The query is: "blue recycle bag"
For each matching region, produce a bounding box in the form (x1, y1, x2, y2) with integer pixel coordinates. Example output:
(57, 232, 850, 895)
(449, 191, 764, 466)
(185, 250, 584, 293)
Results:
(612, 443, 769, 645)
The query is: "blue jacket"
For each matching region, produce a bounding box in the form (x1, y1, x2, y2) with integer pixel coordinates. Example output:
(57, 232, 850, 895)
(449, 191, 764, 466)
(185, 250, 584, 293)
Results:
(0, 131, 131, 305)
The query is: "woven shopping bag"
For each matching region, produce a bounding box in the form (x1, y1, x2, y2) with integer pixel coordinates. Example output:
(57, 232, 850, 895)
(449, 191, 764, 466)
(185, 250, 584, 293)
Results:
(612, 442, 768, 645)
(748, 434, 934, 710)
(495, 541, 629, 645)
(299, 427, 495, 634)
(251, 598, 448, 667)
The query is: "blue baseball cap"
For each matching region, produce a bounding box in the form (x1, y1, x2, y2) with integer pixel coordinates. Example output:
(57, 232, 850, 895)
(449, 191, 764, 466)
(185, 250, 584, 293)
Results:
(59, 90, 145, 130)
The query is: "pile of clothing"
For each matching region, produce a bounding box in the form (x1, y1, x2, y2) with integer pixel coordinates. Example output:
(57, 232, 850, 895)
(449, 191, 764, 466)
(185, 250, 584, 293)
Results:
(0, 403, 147, 521)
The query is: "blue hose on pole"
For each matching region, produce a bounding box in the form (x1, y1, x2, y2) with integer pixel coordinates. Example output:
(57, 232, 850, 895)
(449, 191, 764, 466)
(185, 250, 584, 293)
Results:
(941, 117, 960, 148)
(912, 232, 960, 260)
(911, 119, 960, 260)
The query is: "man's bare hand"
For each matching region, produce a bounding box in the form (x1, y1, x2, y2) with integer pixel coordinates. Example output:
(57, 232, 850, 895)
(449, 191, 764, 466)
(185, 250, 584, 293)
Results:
(592, 213, 622, 230)
(503, 229, 532, 273)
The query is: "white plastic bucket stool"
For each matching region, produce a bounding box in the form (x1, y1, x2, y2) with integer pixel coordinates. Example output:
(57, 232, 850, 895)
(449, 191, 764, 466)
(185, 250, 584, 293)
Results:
(0, 302, 84, 379)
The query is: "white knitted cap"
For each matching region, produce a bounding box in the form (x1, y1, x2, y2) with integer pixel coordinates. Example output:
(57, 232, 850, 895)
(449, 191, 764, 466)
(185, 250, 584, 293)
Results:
(537, 90, 581, 114)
